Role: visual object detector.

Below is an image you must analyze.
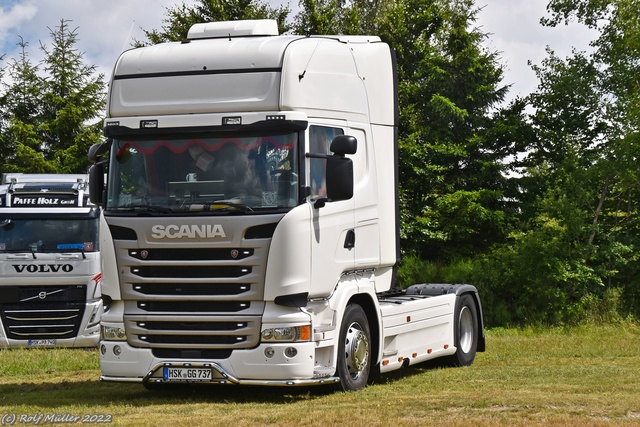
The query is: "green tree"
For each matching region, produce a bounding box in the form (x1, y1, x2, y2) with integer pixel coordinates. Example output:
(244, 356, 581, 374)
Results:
(539, 0, 640, 318)
(0, 38, 54, 173)
(0, 21, 105, 174)
(544, 0, 640, 131)
(392, 0, 513, 260)
(473, 0, 640, 325)
(138, 0, 291, 44)
(39, 20, 106, 173)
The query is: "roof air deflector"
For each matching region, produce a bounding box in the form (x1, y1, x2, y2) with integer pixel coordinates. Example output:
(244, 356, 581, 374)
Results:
(187, 20, 279, 39)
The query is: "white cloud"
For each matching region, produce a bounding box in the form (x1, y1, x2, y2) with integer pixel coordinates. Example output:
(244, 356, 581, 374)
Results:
(476, 0, 598, 101)
(0, 1, 38, 52)
(1, 0, 196, 79)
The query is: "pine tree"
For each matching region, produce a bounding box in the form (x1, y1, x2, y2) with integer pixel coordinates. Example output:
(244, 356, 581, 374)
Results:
(38, 19, 106, 173)
(0, 38, 53, 173)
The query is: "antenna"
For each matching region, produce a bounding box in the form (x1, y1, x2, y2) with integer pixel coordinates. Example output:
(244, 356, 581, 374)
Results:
(121, 20, 136, 52)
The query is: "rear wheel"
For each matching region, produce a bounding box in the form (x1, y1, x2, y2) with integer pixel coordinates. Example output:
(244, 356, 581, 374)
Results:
(444, 294, 478, 367)
(336, 304, 371, 391)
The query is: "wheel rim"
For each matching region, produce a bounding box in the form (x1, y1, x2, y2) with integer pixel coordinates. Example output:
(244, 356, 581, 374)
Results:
(458, 306, 474, 353)
(344, 322, 369, 378)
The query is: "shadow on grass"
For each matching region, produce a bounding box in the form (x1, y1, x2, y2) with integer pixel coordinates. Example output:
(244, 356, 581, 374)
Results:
(0, 361, 447, 409)
(0, 380, 327, 407)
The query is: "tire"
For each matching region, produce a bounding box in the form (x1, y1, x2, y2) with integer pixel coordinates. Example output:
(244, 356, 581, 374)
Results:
(444, 294, 478, 367)
(336, 304, 371, 391)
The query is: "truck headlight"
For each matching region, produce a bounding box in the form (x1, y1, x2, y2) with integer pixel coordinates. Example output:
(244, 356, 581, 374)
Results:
(261, 325, 311, 342)
(101, 325, 127, 341)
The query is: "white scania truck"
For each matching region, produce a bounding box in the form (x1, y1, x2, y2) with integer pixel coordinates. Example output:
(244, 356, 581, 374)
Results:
(88, 19, 485, 390)
(0, 173, 102, 348)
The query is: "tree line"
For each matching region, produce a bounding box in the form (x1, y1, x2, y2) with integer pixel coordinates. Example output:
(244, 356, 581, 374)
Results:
(1, 0, 638, 326)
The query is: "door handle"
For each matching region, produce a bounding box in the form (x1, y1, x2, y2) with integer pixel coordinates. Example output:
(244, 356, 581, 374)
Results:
(344, 229, 355, 249)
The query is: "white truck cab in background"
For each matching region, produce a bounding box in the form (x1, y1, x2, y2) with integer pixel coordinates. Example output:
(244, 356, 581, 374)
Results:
(0, 173, 102, 348)
(88, 19, 485, 390)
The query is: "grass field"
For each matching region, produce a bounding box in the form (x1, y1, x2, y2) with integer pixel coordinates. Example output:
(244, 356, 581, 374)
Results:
(1, 323, 639, 426)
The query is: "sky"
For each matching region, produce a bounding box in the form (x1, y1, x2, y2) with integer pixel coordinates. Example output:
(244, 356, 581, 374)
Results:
(0, 0, 598, 104)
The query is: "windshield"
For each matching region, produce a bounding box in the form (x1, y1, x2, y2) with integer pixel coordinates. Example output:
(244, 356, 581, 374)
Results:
(106, 133, 299, 214)
(0, 215, 99, 253)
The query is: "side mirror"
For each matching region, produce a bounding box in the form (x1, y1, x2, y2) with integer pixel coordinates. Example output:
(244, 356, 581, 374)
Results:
(330, 135, 357, 155)
(89, 163, 106, 206)
(325, 156, 353, 202)
(88, 139, 112, 163)
(325, 135, 356, 204)
(306, 135, 357, 208)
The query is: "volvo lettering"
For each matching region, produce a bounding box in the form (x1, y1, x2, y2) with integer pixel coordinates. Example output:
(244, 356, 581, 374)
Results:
(13, 264, 74, 273)
(0, 174, 102, 348)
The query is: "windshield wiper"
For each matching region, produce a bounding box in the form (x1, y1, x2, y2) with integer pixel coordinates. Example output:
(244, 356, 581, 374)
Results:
(182, 200, 253, 212)
(209, 200, 253, 212)
(117, 205, 174, 214)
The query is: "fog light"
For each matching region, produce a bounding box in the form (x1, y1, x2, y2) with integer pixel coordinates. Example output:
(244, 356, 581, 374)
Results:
(284, 347, 298, 358)
(100, 344, 106, 355)
(264, 347, 275, 358)
(113, 345, 122, 356)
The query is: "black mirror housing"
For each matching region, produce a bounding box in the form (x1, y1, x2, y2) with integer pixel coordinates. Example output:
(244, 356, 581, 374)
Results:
(326, 156, 353, 202)
(330, 135, 357, 155)
(88, 163, 106, 206)
(88, 139, 112, 163)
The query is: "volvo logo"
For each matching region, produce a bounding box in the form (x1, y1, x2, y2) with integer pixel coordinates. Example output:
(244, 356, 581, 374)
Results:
(21, 289, 64, 302)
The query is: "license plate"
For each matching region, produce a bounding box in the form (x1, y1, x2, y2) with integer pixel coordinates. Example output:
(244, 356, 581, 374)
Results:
(28, 339, 57, 346)
(163, 367, 212, 381)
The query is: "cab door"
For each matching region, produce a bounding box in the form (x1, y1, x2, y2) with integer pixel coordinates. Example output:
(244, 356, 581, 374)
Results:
(307, 123, 355, 298)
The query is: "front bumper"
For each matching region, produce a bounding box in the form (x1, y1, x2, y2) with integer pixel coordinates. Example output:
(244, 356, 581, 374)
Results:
(99, 340, 339, 386)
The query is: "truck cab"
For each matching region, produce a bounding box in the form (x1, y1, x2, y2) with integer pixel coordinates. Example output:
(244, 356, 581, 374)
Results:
(0, 173, 102, 348)
(89, 20, 484, 390)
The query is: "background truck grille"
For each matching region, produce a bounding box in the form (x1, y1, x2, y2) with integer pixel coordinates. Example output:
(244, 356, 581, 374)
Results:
(0, 285, 87, 340)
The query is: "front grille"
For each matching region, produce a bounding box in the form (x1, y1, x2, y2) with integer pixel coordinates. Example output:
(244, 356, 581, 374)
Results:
(129, 248, 254, 261)
(0, 285, 87, 340)
(125, 314, 261, 349)
(141, 320, 248, 331)
(136, 301, 250, 312)
(140, 335, 247, 345)
(131, 265, 251, 278)
(132, 283, 251, 296)
(152, 348, 233, 359)
(112, 217, 280, 351)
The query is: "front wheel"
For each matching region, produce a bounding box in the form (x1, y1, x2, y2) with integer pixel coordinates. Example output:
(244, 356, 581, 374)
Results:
(336, 304, 371, 391)
(444, 294, 478, 367)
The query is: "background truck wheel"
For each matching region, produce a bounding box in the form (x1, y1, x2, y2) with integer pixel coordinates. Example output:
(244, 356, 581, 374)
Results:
(337, 304, 371, 391)
(444, 294, 478, 367)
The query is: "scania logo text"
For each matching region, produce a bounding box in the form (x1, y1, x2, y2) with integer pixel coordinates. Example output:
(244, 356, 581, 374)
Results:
(13, 264, 74, 273)
(151, 224, 226, 239)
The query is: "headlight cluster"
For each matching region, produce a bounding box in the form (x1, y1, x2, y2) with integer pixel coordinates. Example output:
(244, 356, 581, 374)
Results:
(101, 325, 127, 341)
(261, 325, 310, 342)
